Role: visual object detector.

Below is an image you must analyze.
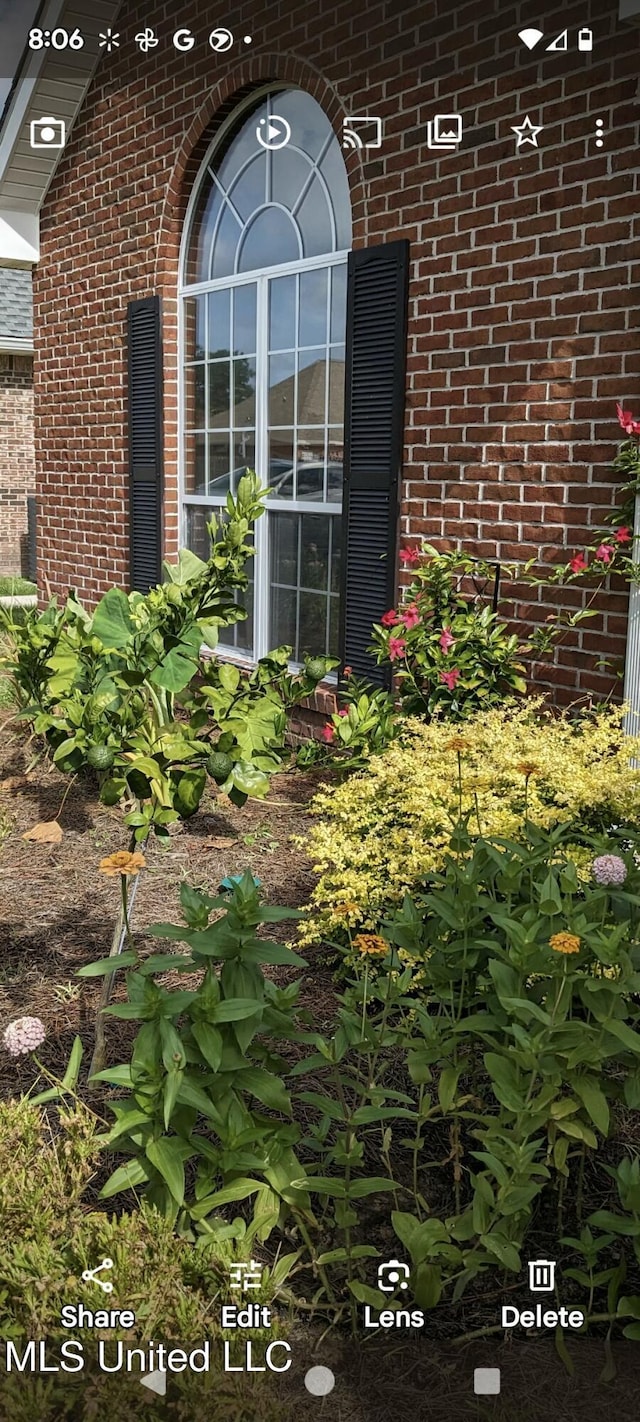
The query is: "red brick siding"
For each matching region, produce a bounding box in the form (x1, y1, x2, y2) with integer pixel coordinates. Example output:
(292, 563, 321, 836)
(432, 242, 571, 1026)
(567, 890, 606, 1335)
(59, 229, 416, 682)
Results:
(0, 355, 35, 577)
(35, 0, 638, 705)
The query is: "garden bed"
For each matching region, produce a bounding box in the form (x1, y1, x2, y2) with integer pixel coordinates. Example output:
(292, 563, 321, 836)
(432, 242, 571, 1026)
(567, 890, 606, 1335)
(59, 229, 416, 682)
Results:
(0, 711, 336, 1107)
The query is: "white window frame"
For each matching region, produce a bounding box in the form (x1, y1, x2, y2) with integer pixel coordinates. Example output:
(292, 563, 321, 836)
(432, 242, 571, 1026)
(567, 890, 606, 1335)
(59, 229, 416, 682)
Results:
(178, 86, 350, 667)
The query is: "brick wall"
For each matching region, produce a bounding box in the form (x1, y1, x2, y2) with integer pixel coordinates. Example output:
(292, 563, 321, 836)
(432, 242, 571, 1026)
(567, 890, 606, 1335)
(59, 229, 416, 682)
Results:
(0, 355, 35, 577)
(34, 0, 639, 704)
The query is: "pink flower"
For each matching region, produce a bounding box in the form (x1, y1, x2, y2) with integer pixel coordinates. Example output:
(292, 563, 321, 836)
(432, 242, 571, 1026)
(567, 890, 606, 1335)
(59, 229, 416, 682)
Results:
(388, 636, 407, 662)
(440, 668, 461, 690)
(615, 527, 632, 544)
(596, 544, 615, 564)
(381, 609, 399, 628)
(591, 854, 626, 887)
(439, 627, 455, 653)
(3, 1016, 46, 1057)
(343, 665, 353, 676)
(338, 707, 349, 717)
(569, 552, 587, 574)
(322, 723, 335, 743)
(616, 403, 640, 436)
(399, 546, 420, 566)
(399, 604, 420, 630)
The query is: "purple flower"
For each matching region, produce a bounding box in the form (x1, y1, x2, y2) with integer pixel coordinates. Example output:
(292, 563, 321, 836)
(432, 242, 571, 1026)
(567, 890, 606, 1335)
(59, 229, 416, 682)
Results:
(3, 1016, 46, 1057)
(591, 854, 627, 887)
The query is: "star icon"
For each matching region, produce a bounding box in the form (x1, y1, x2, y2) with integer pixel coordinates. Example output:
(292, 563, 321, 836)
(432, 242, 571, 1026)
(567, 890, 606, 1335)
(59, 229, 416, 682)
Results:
(511, 115, 543, 149)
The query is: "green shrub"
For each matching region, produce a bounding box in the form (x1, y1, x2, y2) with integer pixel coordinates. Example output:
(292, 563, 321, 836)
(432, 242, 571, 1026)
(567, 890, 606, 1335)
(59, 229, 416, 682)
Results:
(1, 475, 335, 838)
(0, 1098, 288, 1420)
(300, 701, 640, 945)
(370, 544, 527, 719)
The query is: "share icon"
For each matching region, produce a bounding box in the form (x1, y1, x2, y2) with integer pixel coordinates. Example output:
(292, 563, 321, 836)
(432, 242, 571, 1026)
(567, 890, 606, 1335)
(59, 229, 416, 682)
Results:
(81, 1258, 114, 1294)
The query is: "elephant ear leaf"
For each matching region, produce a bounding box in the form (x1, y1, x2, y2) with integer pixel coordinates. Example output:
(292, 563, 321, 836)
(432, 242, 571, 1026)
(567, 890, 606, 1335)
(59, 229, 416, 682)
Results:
(91, 588, 133, 648)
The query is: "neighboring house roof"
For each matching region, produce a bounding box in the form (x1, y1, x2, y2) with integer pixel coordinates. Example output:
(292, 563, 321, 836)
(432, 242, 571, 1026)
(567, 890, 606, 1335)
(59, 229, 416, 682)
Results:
(210, 361, 346, 431)
(0, 0, 122, 263)
(0, 265, 33, 352)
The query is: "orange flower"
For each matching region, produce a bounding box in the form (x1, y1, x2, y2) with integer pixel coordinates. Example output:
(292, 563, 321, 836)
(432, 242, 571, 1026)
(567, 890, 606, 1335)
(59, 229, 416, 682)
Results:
(354, 933, 389, 957)
(99, 850, 146, 877)
(334, 902, 361, 918)
(516, 761, 539, 778)
(447, 735, 471, 753)
(549, 931, 581, 956)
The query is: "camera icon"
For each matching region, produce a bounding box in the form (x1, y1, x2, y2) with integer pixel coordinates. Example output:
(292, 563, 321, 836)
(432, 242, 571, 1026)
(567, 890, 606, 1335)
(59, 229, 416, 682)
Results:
(377, 1258, 410, 1293)
(29, 116, 66, 150)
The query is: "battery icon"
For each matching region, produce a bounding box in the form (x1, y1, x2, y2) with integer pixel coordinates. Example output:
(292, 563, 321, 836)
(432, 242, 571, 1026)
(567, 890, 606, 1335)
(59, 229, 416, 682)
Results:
(578, 27, 593, 51)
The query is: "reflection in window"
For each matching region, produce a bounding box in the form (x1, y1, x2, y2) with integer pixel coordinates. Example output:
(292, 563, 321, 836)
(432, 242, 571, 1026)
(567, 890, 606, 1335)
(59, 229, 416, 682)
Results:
(182, 89, 351, 662)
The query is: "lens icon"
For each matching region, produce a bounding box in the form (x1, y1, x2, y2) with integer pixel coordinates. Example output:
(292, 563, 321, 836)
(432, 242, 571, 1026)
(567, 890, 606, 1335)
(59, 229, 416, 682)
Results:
(209, 27, 234, 51)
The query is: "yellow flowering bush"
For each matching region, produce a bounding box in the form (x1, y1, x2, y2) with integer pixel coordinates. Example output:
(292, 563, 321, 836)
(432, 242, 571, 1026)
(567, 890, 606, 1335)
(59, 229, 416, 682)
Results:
(301, 702, 640, 943)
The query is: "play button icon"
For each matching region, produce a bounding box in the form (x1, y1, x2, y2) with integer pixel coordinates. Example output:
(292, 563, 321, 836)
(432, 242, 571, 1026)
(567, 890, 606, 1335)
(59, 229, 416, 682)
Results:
(256, 115, 291, 150)
(140, 1369, 167, 1396)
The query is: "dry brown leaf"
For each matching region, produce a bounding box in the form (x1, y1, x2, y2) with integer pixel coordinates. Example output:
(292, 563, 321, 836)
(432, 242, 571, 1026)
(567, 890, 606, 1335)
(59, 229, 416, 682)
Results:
(0, 776, 28, 793)
(202, 837, 236, 850)
(23, 820, 63, 845)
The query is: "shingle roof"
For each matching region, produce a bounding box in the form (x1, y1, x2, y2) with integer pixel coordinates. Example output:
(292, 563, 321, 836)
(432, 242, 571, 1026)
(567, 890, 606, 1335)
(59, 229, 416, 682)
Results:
(0, 266, 33, 346)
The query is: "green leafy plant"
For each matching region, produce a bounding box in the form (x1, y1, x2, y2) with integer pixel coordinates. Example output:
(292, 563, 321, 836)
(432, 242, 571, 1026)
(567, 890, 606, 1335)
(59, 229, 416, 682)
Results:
(300, 700, 640, 946)
(370, 545, 527, 719)
(1, 474, 335, 837)
(297, 674, 398, 777)
(80, 872, 313, 1238)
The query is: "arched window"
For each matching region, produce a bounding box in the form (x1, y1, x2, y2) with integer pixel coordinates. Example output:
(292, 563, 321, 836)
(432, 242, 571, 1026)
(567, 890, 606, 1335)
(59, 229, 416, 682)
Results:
(180, 89, 352, 661)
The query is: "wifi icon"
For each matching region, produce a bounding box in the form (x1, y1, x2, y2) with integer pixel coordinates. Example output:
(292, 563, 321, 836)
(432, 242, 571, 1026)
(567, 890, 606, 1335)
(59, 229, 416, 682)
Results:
(519, 27, 544, 50)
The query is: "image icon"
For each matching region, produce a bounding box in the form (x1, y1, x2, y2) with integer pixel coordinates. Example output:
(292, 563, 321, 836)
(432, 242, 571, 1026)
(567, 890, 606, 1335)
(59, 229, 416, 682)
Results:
(426, 114, 463, 151)
(342, 116, 383, 150)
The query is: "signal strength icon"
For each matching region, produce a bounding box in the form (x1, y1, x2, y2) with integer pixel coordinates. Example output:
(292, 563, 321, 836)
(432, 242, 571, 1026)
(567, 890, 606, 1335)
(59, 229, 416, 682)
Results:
(518, 27, 544, 50)
(546, 28, 568, 51)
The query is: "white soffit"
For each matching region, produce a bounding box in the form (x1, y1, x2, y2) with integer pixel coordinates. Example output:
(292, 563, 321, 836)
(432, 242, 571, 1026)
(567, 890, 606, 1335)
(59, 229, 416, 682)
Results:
(0, 0, 121, 261)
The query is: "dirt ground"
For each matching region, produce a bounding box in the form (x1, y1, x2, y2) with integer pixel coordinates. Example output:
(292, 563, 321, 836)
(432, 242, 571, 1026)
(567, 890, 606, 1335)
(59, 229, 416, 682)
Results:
(0, 710, 336, 1103)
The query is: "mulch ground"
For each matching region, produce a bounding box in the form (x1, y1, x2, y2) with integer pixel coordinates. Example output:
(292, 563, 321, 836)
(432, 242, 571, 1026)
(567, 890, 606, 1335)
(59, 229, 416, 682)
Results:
(0, 711, 337, 1103)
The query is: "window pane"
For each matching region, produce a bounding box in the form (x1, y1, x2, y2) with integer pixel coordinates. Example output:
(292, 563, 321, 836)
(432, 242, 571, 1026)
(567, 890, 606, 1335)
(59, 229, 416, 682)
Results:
(208, 290, 230, 357)
(271, 512, 299, 586)
(329, 516, 342, 594)
(272, 587, 297, 650)
(330, 266, 347, 342)
(301, 515, 330, 590)
(184, 364, 204, 430)
(329, 594, 340, 656)
(228, 154, 265, 223)
(269, 353, 295, 424)
(327, 429, 344, 505)
(320, 140, 352, 249)
(268, 432, 294, 498)
(297, 349, 326, 425)
(272, 148, 312, 209)
(183, 433, 206, 495)
(238, 208, 300, 274)
(210, 203, 242, 278)
(296, 431, 325, 500)
(184, 296, 206, 361)
(328, 347, 345, 423)
(299, 268, 328, 348)
(233, 432, 256, 477)
(233, 356, 256, 426)
(185, 505, 211, 560)
(269, 275, 296, 352)
(297, 187, 333, 258)
(232, 284, 257, 356)
(298, 590, 328, 658)
(208, 435, 232, 495)
(208, 360, 231, 423)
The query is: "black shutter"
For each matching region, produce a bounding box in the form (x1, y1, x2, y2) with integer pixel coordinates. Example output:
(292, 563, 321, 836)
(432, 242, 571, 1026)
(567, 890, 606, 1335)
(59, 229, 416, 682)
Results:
(127, 296, 163, 592)
(340, 240, 410, 684)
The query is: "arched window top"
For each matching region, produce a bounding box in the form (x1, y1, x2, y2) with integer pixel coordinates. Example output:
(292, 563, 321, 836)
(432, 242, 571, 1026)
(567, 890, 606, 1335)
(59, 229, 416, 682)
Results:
(185, 89, 352, 284)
